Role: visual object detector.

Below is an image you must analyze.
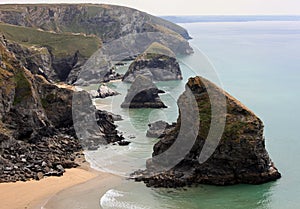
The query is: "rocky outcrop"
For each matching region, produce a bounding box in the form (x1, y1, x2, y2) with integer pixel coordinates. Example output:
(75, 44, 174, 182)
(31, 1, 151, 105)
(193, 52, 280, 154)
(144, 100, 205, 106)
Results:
(121, 75, 167, 108)
(0, 35, 123, 182)
(133, 76, 281, 187)
(89, 84, 119, 98)
(5, 42, 52, 80)
(72, 91, 124, 150)
(146, 120, 174, 138)
(0, 134, 83, 182)
(123, 42, 182, 83)
(3, 33, 90, 83)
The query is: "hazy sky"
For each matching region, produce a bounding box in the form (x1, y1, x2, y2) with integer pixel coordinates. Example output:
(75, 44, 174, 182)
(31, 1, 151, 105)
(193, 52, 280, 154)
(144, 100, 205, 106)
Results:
(0, 0, 300, 15)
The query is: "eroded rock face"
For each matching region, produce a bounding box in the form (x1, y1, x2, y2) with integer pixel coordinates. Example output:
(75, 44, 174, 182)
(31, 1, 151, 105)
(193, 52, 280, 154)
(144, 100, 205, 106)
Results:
(121, 75, 167, 108)
(0, 35, 123, 182)
(72, 91, 124, 150)
(123, 43, 182, 83)
(134, 76, 281, 187)
(0, 4, 191, 43)
(0, 4, 193, 84)
(6, 43, 52, 79)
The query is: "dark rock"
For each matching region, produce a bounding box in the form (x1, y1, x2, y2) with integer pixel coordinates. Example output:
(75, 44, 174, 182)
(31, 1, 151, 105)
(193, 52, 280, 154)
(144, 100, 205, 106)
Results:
(146, 120, 174, 138)
(133, 76, 281, 187)
(103, 111, 123, 122)
(115, 62, 126, 66)
(121, 75, 167, 108)
(5, 36, 85, 84)
(123, 42, 182, 83)
(72, 91, 124, 147)
(0, 36, 124, 183)
(103, 67, 124, 83)
(117, 140, 131, 146)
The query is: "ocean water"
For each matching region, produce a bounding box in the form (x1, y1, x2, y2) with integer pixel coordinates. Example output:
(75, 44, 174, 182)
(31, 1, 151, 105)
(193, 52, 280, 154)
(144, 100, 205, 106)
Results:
(86, 20, 300, 209)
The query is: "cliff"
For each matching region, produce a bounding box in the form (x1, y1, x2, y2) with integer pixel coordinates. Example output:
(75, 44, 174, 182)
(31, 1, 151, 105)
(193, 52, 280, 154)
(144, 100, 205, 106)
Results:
(0, 4, 193, 84)
(134, 76, 281, 187)
(123, 42, 182, 82)
(0, 22, 101, 83)
(0, 35, 122, 182)
(0, 4, 191, 43)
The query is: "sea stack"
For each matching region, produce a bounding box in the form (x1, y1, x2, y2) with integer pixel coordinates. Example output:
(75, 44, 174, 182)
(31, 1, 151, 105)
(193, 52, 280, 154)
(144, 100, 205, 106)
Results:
(134, 76, 281, 187)
(121, 75, 167, 108)
(122, 42, 182, 83)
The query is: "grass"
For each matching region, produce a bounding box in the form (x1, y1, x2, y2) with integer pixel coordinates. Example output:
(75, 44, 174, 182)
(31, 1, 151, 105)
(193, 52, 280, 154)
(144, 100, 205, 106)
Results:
(13, 70, 32, 105)
(0, 23, 102, 59)
(144, 42, 175, 57)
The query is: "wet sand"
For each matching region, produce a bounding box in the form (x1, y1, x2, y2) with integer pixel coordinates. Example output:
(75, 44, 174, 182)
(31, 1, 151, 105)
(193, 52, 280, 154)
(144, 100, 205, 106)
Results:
(42, 172, 122, 209)
(0, 167, 120, 209)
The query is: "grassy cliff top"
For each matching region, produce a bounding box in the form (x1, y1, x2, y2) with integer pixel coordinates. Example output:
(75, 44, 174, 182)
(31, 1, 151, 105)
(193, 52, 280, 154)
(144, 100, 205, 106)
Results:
(0, 23, 101, 58)
(144, 42, 175, 57)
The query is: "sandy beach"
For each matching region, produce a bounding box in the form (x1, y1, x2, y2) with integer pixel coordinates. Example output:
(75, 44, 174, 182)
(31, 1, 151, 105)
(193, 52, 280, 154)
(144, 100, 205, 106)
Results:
(43, 172, 122, 209)
(0, 166, 121, 209)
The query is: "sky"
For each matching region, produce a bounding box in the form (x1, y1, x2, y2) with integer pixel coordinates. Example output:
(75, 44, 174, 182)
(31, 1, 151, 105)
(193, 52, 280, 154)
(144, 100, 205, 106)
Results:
(0, 0, 299, 15)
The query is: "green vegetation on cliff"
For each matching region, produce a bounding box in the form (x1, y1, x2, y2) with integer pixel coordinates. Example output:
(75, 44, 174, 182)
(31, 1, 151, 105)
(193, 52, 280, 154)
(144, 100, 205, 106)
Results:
(144, 42, 175, 57)
(0, 4, 191, 42)
(13, 70, 32, 105)
(0, 23, 101, 59)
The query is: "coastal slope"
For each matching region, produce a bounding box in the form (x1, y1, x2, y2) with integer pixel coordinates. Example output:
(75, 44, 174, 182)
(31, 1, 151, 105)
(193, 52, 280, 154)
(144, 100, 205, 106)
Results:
(0, 35, 122, 182)
(0, 4, 193, 84)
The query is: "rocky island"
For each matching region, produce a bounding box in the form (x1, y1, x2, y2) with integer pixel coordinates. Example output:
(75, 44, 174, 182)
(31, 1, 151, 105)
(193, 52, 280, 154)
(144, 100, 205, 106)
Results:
(123, 42, 182, 82)
(134, 76, 281, 187)
(121, 75, 167, 108)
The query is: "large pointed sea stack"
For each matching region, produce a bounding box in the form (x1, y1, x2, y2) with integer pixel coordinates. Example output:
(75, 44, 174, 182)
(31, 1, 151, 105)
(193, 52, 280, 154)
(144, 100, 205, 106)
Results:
(134, 76, 281, 187)
(121, 75, 167, 108)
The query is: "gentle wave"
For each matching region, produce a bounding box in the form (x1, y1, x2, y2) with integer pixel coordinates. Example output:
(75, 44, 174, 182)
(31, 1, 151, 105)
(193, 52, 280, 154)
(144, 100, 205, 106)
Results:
(100, 189, 150, 209)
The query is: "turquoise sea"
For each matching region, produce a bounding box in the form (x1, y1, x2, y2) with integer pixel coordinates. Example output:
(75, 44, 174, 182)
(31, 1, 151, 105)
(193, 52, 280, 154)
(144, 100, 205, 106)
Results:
(85, 19, 300, 209)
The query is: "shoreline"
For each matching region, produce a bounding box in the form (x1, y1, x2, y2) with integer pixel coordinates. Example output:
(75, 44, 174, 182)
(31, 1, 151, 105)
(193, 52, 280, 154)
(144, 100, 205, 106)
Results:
(0, 165, 121, 209)
(42, 171, 122, 209)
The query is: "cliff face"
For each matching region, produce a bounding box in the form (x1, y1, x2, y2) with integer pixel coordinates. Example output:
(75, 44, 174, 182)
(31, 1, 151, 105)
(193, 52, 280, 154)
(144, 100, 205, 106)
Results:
(0, 4, 192, 84)
(0, 35, 122, 182)
(123, 42, 182, 83)
(134, 76, 281, 187)
(0, 22, 101, 83)
(0, 4, 191, 43)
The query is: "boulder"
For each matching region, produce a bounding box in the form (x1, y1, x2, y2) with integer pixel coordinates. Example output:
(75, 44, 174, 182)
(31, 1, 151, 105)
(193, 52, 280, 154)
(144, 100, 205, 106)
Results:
(146, 120, 174, 138)
(121, 75, 167, 108)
